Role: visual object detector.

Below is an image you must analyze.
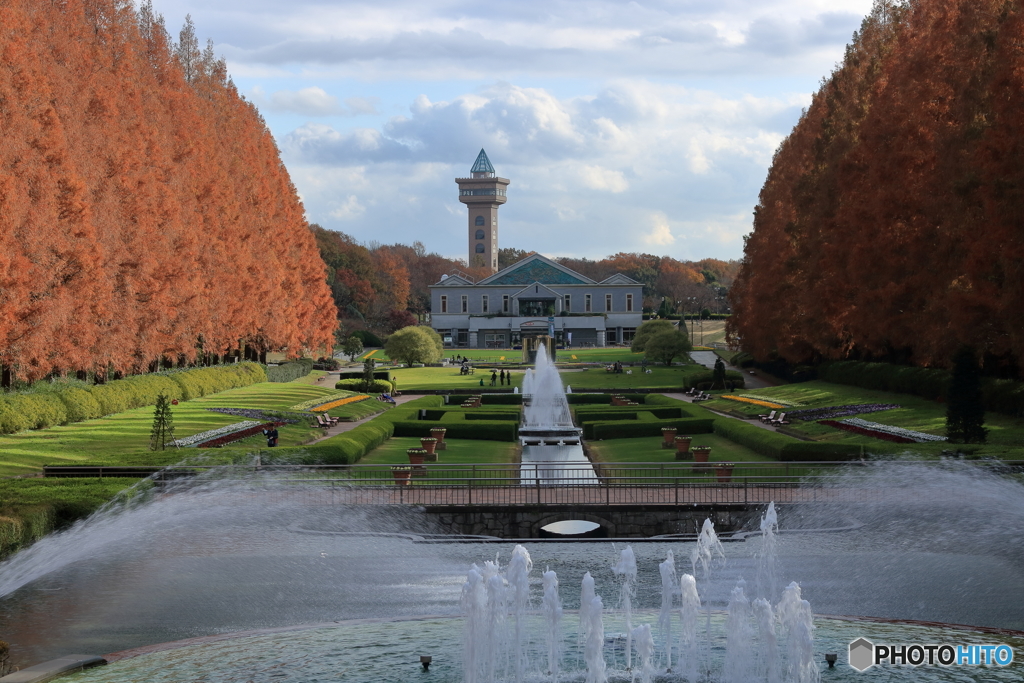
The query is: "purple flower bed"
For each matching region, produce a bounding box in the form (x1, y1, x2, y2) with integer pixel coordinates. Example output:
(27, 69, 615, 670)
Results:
(206, 407, 304, 424)
(788, 403, 901, 421)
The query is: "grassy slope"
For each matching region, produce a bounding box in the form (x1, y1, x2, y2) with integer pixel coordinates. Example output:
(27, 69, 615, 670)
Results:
(0, 378, 381, 476)
(702, 380, 1024, 457)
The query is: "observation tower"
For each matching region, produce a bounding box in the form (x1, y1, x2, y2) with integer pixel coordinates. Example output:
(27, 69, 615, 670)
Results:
(456, 149, 509, 274)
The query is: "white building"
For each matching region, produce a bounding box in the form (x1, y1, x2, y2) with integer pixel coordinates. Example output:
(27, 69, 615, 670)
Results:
(429, 253, 643, 348)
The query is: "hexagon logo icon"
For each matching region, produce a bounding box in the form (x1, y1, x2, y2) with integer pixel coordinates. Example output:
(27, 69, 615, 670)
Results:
(849, 638, 874, 672)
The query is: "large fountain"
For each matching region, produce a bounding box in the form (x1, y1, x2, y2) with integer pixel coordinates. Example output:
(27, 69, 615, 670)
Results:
(520, 348, 582, 446)
(1, 353, 1024, 681)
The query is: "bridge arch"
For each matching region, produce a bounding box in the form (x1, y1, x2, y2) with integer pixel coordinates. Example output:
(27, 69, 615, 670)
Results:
(531, 512, 616, 538)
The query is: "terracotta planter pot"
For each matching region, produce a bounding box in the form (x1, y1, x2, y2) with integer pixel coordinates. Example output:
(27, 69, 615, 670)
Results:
(407, 448, 426, 466)
(430, 428, 447, 451)
(662, 427, 678, 448)
(391, 467, 411, 486)
(692, 447, 711, 463)
(715, 464, 735, 483)
(420, 437, 437, 454)
(674, 435, 693, 460)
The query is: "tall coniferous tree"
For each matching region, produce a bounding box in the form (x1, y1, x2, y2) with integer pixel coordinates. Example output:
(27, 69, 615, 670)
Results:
(946, 347, 987, 444)
(150, 394, 176, 450)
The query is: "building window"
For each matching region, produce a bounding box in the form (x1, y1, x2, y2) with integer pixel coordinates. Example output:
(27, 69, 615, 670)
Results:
(563, 294, 571, 312)
(626, 294, 633, 312)
(461, 295, 468, 313)
(622, 327, 636, 343)
(461, 189, 507, 197)
(440, 295, 447, 313)
(585, 294, 592, 312)
(605, 294, 613, 312)
(482, 295, 489, 313)
(484, 333, 505, 348)
(475, 215, 485, 225)
(475, 243, 485, 253)
(475, 229, 485, 239)
(607, 329, 617, 344)
(502, 295, 509, 313)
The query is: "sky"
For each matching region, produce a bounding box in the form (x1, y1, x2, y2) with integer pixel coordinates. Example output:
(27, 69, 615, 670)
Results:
(153, 0, 877, 263)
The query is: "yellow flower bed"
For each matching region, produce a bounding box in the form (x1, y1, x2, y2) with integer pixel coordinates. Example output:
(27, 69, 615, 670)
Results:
(691, 346, 715, 351)
(312, 395, 371, 412)
(721, 395, 786, 410)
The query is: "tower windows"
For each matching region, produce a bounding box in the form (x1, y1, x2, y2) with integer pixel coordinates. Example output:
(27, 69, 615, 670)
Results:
(475, 229, 485, 239)
(475, 243, 485, 253)
(475, 215, 485, 226)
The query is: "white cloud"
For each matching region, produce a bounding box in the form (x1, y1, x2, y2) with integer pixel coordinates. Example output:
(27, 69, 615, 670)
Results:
(251, 86, 380, 116)
(578, 165, 628, 193)
(644, 213, 676, 246)
(329, 195, 366, 221)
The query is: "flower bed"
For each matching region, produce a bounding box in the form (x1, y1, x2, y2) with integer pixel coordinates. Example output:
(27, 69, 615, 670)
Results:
(721, 395, 786, 410)
(196, 421, 286, 448)
(842, 417, 947, 443)
(290, 392, 356, 411)
(788, 403, 900, 421)
(206, 407, 304, 424)
(172, 421, 261, 447)
(311, 395, 371, 413)
(737, 393, 803, 407)
(819, 420, 915, 444)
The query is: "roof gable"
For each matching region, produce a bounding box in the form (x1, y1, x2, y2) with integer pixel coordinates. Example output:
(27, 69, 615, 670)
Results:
(600, 273, 640, 285)
(511, 282, 562, 299)
(435, 274, 472, 286)
(480, 253, 593, 286)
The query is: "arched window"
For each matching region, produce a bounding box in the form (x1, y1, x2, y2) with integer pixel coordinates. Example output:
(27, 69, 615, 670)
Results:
(475, 243, 486, 253)
(475, 216, 485, 226)
(475, 229, 485, 239)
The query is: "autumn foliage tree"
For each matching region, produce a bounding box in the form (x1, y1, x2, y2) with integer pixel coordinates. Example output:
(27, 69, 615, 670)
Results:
(730, 0, 1024, 378)
(0, 1, 336, 384)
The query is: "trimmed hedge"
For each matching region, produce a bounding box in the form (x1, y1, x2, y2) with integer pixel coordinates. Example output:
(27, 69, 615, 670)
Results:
(335, 379, 392, 393)
(392, 420, 517, 441)
(576, 411, 639, 422)
(266, 359, 314, 382)
(267, 397, 444, 465)
(338, 370, 392, 381)
(711, 418, 865, 461)
(464, 412, 520, 422)
(587, 418, 715, 440)
(0, 363, 267, 434)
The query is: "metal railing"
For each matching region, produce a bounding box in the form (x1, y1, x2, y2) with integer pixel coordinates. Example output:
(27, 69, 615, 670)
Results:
(41, 459, 1019, 508)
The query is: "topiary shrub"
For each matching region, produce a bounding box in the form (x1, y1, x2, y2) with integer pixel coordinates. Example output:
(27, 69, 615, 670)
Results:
(266, 359, 314, 382)
(335, 378, 392, 393)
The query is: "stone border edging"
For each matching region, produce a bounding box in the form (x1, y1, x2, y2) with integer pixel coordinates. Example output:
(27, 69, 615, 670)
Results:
(0, 655, 105, 683)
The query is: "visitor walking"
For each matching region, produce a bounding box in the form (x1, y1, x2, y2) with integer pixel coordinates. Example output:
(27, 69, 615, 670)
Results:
(490, 370, 498, 386)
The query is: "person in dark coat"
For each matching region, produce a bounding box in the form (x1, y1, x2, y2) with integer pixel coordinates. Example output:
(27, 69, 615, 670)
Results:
(263, 425, 279, 447)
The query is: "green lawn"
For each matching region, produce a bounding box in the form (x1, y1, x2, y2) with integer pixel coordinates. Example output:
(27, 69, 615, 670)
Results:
(389, 362, 709, 392)
(588, 434, 772, 465)
(702, 380, 1024, 458)
(0, 380, 351, 476)
(354, 437, 518, 484)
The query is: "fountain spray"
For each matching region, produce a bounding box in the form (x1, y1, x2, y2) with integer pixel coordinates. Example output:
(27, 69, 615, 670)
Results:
(507, 545, 532, 683)
(612, 545, 637, 669)
(579, 571, 597, 668)
(777, 582, 820, 683)
(753, 597, 781, 683)
(630, 623, 655, 683)
(678, 573, 701, 683)
(584, 595, 607, 683)
(756, 501, 780, 602)
(722, 579, 754, 683)
(541, 568, 563, 676)
(691, 518, 725, 673)
(657, 550, 677, 671)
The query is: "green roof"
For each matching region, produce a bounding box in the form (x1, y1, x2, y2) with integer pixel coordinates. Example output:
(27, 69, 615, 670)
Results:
(471, 149, 495, 174)
(488, 260, 588, 286)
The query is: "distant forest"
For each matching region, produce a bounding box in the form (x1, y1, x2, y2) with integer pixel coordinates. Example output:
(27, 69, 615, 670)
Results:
(730, 0, 1024, 377)
(0, 1, 336, 383)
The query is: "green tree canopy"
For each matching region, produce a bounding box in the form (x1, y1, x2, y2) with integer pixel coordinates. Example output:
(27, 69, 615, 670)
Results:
(631, 319, 679, 352)
(342, 335, 364, 361)
(385, 326, 443, 366)
(644, 329, 692, 366)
